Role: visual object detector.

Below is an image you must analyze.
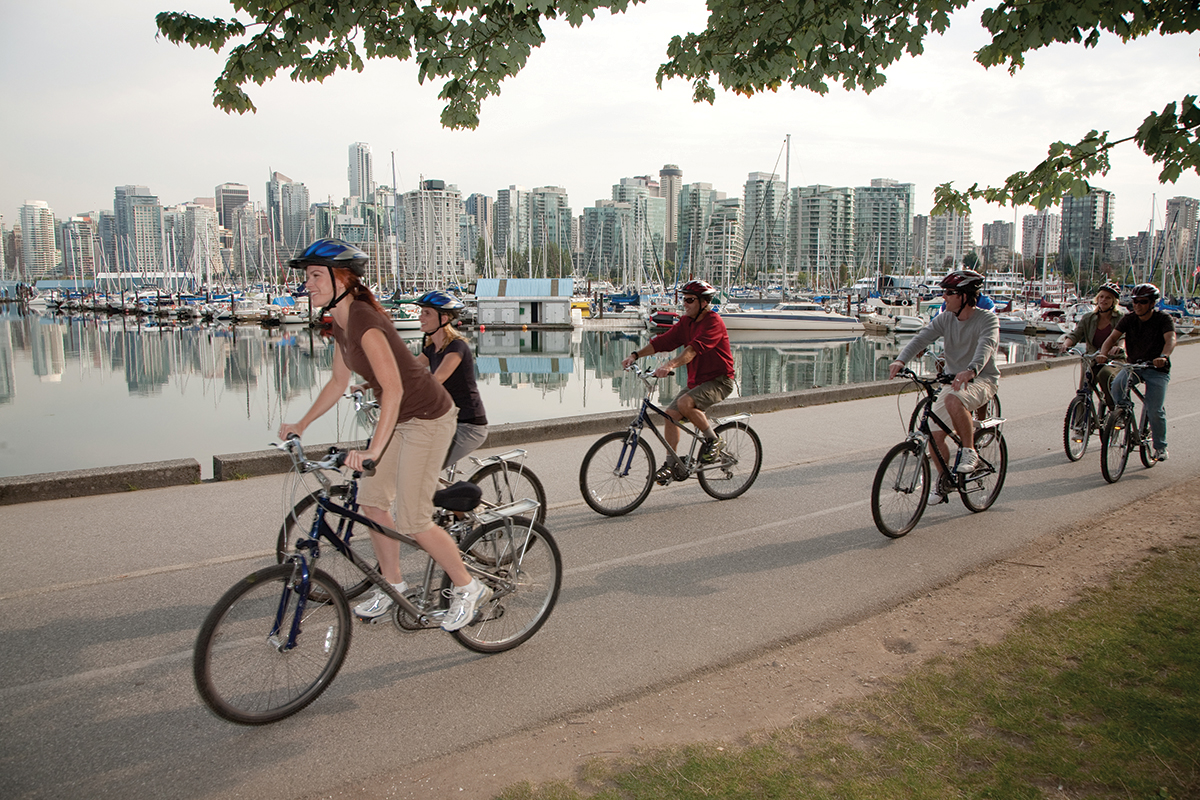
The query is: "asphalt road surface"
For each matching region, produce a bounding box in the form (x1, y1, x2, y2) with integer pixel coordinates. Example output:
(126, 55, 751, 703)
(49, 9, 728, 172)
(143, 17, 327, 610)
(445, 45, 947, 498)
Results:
(2, 345, 1197, 799)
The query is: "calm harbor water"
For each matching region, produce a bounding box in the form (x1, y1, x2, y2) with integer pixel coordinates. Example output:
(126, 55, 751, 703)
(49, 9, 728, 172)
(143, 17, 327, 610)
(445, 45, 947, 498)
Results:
(0, 307, 1050, 478)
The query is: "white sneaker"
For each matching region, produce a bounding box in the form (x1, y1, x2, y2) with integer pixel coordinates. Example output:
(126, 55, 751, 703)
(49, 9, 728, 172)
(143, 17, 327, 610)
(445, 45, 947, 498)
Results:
(354, 582, 406, 620)
(441, 578, 493, 632)
(1154, 448, 1169, 461)
(956, 447, 979, 474)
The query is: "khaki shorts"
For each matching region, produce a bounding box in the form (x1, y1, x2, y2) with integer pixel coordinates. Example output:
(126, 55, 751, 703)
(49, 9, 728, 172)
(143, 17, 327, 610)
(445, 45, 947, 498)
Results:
(358, 406, 456, 535)
(930, 381, 996, 420)
(667, 376, 735, 414)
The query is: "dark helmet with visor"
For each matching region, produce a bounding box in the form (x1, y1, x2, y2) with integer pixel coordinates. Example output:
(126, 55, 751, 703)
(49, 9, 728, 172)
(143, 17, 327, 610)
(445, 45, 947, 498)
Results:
(680, 280, 717, 300)
(1131, 282, 1160, 303)
(940, 269, 984, 296)
(288, 238, 368, 276)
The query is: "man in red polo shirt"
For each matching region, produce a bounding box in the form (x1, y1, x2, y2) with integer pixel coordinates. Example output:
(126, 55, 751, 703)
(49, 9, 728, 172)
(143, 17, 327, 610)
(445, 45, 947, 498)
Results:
(622, 280, 736, 464)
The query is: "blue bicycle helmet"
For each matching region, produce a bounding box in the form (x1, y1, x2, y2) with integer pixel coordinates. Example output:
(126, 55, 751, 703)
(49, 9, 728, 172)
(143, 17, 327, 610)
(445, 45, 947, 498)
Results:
(414, 290, 465, 312)
(288, 238, 368, 277)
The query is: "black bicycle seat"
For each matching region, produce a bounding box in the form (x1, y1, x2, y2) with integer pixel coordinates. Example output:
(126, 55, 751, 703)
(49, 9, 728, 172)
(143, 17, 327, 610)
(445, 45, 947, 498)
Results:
(434, 480, 483, 511)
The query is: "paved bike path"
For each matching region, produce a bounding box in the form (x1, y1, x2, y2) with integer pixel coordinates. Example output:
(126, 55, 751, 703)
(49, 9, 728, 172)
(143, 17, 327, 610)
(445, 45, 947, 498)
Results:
(1, 344, 1197, 800)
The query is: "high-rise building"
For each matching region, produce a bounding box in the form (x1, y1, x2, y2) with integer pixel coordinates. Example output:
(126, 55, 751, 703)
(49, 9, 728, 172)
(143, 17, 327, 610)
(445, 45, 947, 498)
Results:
(214, 183, 250, 231)
(278, 180, 311, 258)
(980, 220, 1014, 269)
(61, 214, 99, 280)
(853, 179, 914, 271)
(495, 185, 530, 270)
(790, 185, 854, 289)
(659, 165, 683, 263)
(401, 179, 464, 287)
(917, 210, 974, 270)
(1161, 196, 1198, 271)
(613, 177, 666, 277)
(703, 198, 743, 289)
(0, 215, 6, 278)
(114, 186, 164, 272)
(1021, 211, 1060, 264)
(581, 200, 634, 279)
(1059, 189, 1114, 273)
(348, 142, 374, 200)
(20, 201, 57, 280)
(181, 202, 222, 280)
(530, 186, 573, 277)
(742, 172, 788, 283)
(677, 183, 727, 278)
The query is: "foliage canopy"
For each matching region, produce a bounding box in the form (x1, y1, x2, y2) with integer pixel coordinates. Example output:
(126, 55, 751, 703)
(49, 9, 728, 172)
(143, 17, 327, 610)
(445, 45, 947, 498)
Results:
(157, 0, 1200, 213)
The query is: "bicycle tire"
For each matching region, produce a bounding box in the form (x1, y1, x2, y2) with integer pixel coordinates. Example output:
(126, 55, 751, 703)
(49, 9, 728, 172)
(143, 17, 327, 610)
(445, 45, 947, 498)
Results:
(961, 432, 1008, 512)
(697, 421, 762, 500)
(194, 564, 352, 725)
(468, 462, 548, 524)
(1062, 396, 1093, 462)
(907, 396, 931, 433)
(1138, 406, 1158, 469)
(276, 486, 374, 602)
(1101, 408, 1132, 483)
(447, 517, 562, 653)
(579, 431, 655, 516)
(871, 440, 930, 538)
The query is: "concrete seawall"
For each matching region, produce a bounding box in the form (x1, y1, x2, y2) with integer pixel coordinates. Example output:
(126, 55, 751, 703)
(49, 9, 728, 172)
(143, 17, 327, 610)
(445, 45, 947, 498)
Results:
(0, 355, 1096, 505)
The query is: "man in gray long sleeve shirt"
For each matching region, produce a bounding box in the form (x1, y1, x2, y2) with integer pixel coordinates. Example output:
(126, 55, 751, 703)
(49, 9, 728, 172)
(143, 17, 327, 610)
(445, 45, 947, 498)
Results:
(888, 270, 999, 501)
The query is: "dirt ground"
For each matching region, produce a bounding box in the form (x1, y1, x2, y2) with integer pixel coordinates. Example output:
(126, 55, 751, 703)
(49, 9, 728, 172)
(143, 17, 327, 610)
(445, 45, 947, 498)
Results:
(308, 476, 1200, 800)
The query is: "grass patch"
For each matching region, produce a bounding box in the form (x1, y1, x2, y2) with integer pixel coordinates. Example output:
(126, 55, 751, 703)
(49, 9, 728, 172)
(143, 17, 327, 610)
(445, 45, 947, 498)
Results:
(498, 542, 1200, 799)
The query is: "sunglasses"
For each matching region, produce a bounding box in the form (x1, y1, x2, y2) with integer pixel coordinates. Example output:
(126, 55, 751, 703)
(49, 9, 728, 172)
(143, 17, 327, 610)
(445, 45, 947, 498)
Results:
(682, 296, 699, 304)
(1132, 298, 1153, 305)
(942, 290, 962, 297)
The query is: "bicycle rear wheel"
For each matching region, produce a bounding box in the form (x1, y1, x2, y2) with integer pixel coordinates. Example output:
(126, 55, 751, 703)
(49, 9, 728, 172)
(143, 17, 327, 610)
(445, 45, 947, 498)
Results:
(1101, 408, 1132, 483)
(1062, 396, 1093, 462)
(468, 462, 547, 524)
(1138, 406, 1158, 469)
(579, 431, 655, 516)
(448, 517, 562, 653)
(276, 486, 374, 602)
(194, 564, 352, 725)
(961, 432, 1007, 512)
(698, 421, 762, 500)
(871, 441, 930, 538)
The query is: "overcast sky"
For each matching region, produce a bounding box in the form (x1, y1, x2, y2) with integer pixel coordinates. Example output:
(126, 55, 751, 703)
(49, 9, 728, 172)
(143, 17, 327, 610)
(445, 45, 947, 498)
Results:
(3, 0, 1199, 246)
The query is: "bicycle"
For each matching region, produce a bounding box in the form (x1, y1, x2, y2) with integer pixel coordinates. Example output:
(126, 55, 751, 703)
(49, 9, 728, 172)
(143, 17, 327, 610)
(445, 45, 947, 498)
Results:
(907, 352, 1001, 432)
(1099, 361, 1159, 483)
(1061, 348, 1113, 461)
(578, 363, 762, 516)
(194, 438, 562, 725)
(871, 368, 1008, 538)
(343, 390, 547, 523)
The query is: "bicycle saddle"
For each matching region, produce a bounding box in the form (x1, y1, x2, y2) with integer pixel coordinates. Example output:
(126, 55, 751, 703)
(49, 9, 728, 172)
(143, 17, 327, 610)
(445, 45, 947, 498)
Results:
(434, 481, 483, 512)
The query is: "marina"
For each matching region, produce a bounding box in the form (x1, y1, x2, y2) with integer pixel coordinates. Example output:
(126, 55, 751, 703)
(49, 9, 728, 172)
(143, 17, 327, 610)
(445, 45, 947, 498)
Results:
(0, 306, 1053, 479)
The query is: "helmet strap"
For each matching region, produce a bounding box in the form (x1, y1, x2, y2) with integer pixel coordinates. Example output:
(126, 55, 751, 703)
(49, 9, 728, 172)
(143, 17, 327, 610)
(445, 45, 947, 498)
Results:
(320, 266, 353, 316)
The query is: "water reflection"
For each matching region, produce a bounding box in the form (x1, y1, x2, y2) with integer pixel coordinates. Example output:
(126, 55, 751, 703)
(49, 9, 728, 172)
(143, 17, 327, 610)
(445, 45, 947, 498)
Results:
(0, 307, 1052, 478)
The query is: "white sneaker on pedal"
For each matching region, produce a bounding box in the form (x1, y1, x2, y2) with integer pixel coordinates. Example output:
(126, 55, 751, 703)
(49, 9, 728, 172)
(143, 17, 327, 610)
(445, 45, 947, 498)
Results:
(956, 447, 979, 474)
(441, 578, 493, 631)
(1154, 448, 1169, 461)
(354, 582, 406, 620)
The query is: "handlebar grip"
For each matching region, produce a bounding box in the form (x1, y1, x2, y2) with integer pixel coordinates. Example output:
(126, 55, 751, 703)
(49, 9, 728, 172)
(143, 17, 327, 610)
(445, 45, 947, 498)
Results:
(362, 459, 376, 471)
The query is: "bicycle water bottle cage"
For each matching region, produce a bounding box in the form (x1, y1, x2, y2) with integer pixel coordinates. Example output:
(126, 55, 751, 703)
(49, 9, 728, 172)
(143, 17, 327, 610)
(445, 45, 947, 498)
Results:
(434, 481, 483, 512)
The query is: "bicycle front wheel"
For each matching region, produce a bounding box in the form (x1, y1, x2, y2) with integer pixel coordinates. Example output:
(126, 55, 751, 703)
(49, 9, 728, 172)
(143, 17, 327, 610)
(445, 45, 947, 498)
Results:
(469, 462, 548, 524)
(194, 565, 352, 725)
(871, 441, 930, 538)
(276, 486, 374, 602)
(961, 432, 1008, 512)
(449, 517, 562, 654)
(1101, 408, 1132, 483)
(579, 431, 655, 516)
(1138, 406, 1158, 469)
(698, 421, 762, 500)
(908, 396, 931, 433)
(1062, 396, 1093, 462)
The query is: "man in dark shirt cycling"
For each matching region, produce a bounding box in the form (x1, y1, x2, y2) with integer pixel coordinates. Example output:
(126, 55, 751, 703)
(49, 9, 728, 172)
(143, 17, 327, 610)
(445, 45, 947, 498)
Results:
(1096, 282, 1176, 461)
(622, 280, 736, 466)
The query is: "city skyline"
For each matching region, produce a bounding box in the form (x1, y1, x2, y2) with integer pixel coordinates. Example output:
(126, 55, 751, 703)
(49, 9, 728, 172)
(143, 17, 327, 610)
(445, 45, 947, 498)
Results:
(3, 0, 1200, 246)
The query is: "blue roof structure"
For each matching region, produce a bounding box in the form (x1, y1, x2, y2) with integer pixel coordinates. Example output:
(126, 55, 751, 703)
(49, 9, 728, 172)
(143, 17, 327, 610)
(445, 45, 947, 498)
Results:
(475, 278, 574, 298)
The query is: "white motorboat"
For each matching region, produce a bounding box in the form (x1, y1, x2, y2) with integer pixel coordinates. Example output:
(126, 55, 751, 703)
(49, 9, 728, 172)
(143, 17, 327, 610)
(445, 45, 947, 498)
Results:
(721, 302, 864, 332)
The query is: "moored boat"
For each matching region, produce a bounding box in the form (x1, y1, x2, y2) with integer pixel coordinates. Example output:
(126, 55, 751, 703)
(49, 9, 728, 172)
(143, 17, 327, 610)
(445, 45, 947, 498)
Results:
(721, 301, 864, 332)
